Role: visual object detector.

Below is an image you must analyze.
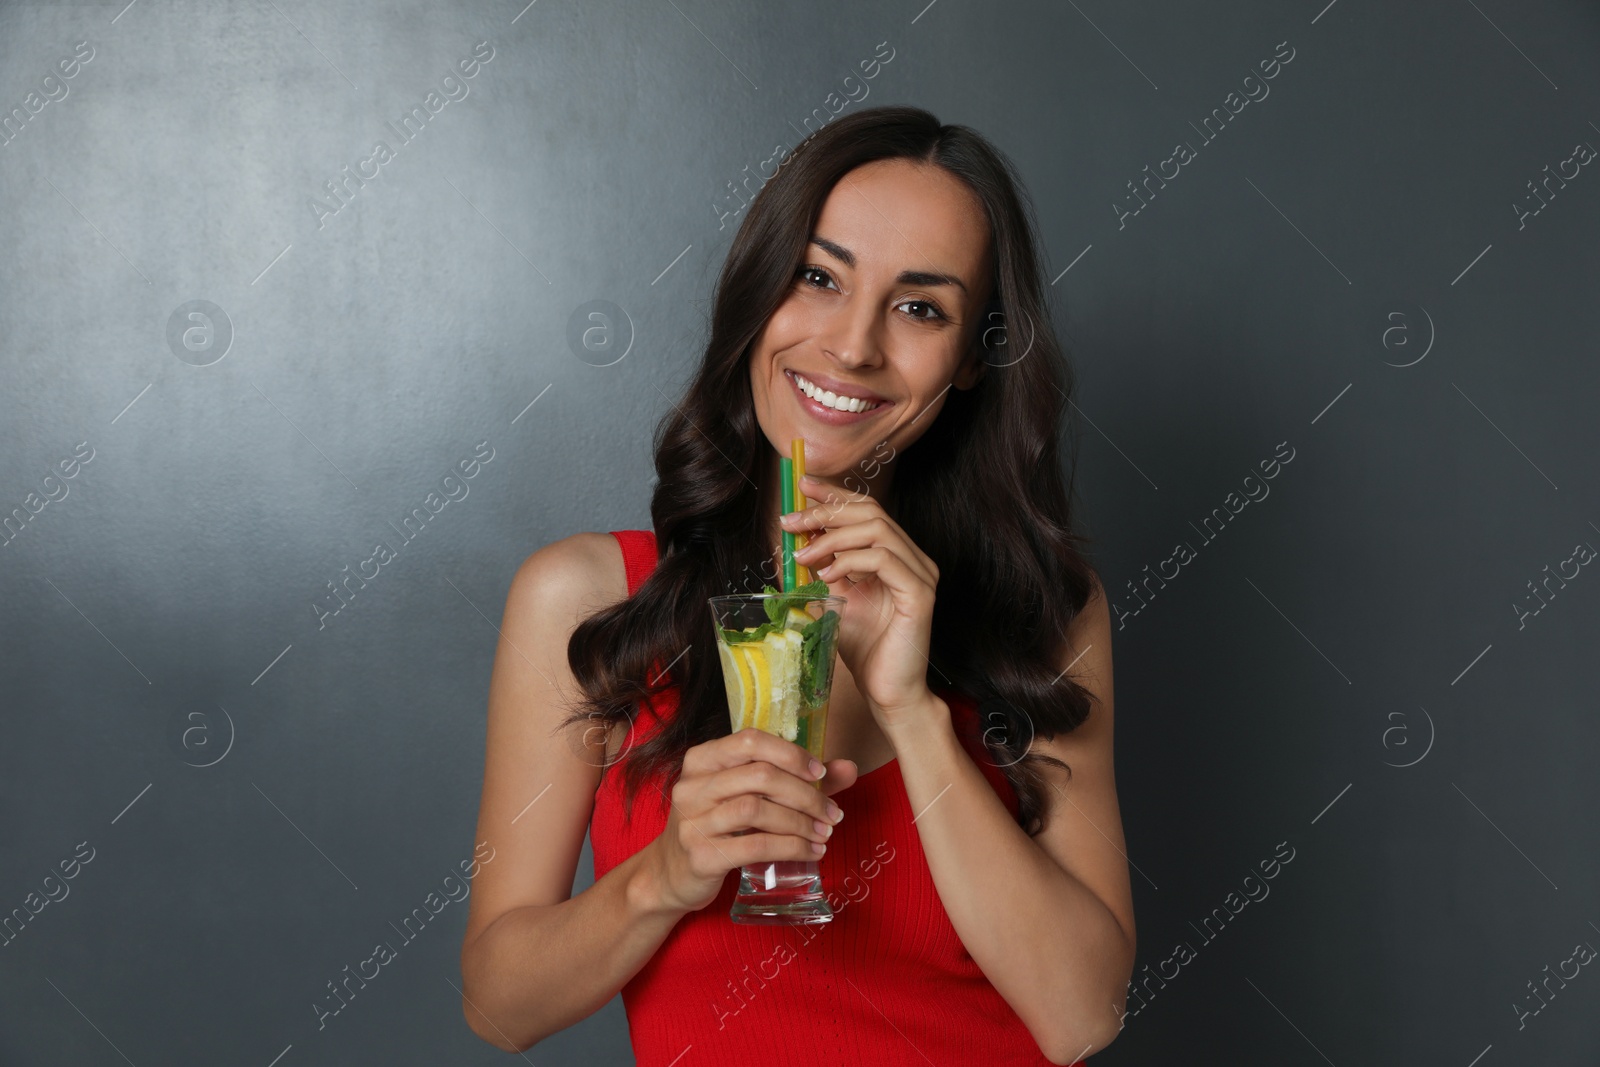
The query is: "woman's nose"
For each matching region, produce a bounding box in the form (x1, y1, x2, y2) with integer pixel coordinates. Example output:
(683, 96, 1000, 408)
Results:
(821, 303, 883, 370)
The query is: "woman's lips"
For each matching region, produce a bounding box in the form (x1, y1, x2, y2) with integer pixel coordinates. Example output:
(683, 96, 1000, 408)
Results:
(785, 370, 892, 426)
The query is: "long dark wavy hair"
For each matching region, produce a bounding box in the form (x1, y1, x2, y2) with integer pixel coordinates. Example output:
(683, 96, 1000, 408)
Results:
(564, 105, 1101, 837)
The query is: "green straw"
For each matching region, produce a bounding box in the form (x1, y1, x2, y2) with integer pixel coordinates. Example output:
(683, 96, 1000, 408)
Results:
(779, 455, 795, 592)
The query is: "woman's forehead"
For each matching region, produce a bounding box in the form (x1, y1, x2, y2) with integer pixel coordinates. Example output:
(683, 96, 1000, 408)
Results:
(813, 159, 991, 289)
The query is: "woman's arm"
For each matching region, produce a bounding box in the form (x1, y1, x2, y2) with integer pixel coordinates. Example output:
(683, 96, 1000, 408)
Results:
(461, 845, 689, 1051)
(458, 533, 691, 1051)
(457, 534, 850, 1052)
(888, 580, 1135, 1065)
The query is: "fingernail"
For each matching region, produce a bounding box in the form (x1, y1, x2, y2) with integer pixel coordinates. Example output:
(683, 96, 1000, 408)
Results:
(826, 800, 843, 823)
(812, 841, 827, 855)
(780, 512, 800, 526)
(814, 819, 833, 838)
(809, 758, 825, 779)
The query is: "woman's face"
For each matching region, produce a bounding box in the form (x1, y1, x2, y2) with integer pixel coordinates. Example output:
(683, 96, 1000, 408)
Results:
(748, 157, 994, 483)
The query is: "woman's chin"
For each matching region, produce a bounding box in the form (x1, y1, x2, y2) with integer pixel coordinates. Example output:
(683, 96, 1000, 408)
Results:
(771, 439, 842, 481)
(759, 422, 878, 489)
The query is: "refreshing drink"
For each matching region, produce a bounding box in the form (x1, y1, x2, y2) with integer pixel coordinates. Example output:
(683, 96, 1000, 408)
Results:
(708, 587, 845, 924)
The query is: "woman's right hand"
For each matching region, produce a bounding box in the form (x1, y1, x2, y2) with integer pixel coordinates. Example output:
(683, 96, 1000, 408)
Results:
(648, 728, 858, 914)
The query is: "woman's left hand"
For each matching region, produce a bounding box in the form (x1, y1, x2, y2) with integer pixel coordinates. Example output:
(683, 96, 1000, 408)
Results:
(783, 473, 941, 730)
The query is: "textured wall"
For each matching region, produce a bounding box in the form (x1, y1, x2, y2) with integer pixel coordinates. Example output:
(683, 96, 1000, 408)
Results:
(2, 0, 1598, 1063)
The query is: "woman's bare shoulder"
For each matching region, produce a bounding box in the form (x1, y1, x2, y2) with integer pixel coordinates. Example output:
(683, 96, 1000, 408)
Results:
(509, 531, 629, 619)
(489, 532, 629, 768)
(464, 533, 631, 956)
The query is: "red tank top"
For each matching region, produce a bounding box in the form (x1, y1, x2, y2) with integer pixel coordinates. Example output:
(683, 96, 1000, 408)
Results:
(590, 529, 1076, 1066)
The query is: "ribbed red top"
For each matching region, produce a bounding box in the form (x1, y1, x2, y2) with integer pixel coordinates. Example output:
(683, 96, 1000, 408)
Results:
(591, 529, 1076, 1066)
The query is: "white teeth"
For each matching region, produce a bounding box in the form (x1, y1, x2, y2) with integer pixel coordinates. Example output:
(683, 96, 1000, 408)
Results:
(791, 371, 880, 413)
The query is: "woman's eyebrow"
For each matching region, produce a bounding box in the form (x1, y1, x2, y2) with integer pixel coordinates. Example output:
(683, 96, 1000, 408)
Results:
(809, 234, 968, 293)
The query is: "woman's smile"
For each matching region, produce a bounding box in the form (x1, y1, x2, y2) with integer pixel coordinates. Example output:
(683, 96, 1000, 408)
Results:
(784, 368, 893, 425)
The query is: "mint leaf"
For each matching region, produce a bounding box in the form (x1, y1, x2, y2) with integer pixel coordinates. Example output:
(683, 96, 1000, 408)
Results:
(762, 580, 830, 624)
(798, 608, 840, 708)
(763, 586, 783, 624)
(721, 621, 780, 644)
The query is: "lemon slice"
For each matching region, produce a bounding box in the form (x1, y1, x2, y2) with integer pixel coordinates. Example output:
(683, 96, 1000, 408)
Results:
(762, 629, 805, 741)
(786, 605, 812, 630)
(743, 641, 771, 734)
(718, 640, 754, 731)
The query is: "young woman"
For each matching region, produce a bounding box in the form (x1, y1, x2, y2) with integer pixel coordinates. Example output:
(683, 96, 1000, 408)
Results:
(460, 105, 1135, 1065)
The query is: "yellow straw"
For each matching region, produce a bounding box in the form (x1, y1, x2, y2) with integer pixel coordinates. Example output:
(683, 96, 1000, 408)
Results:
(791, 437, 811, 585)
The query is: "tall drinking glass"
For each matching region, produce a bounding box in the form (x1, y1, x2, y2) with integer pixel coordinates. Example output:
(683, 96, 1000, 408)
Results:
(708, 591, 846, 925)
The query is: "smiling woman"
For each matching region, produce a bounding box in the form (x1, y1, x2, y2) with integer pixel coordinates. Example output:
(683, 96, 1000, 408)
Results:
(749, 156, 992, 467)
(460, 106, 1134, 1066)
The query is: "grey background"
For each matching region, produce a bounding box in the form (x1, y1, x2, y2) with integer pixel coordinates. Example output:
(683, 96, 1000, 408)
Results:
(2, 0, 1598, 1063)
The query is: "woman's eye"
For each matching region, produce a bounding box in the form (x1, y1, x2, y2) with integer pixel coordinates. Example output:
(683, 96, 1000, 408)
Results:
(796, 267, 944, 322)
(899, 299, 946, 322)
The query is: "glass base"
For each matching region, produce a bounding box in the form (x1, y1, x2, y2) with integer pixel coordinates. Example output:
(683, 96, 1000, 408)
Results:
(729, 860, 834, 925)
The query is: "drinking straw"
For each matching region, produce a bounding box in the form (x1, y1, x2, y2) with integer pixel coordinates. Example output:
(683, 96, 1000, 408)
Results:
(791, 437, 811, 585)
(779, 455, 795, 592)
